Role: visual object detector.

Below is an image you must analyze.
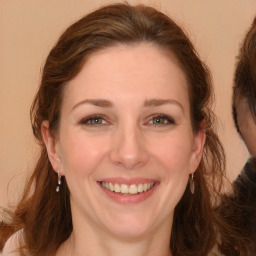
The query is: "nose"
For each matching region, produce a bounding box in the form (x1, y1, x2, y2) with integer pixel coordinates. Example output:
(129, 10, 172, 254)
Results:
(110, 124, 149, 170)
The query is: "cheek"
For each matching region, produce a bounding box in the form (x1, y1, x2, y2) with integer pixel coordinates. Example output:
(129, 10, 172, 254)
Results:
(242, 120, 256, 156)
(59, 131, 110, 177)
(147, 131, 194, 214)
(148, 130, 195, 176)
(150, 134, 192, 171)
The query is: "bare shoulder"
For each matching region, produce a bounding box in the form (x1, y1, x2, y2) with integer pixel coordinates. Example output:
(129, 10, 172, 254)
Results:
(2, 230, 23, 256)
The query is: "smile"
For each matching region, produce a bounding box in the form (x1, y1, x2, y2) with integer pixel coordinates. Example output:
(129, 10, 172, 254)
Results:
(101, 182, 155, 195)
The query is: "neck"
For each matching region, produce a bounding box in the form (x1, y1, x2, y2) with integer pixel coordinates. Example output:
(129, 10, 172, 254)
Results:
(57, 212, 173, 256)
(63, 233, 173, 256)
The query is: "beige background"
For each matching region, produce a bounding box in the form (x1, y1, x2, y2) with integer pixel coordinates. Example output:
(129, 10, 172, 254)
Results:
(0, 0, 255, 208)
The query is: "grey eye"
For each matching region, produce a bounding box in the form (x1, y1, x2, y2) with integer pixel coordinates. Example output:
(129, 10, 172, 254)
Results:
(149, 115, 175, 125)
(80, 115, 107, 125)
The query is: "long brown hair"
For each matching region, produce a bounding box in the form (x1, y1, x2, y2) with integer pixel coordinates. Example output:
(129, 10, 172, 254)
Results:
(1, 3, 226, 255)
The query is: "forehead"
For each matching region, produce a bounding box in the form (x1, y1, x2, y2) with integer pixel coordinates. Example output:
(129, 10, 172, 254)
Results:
(63, 43, 189, 109)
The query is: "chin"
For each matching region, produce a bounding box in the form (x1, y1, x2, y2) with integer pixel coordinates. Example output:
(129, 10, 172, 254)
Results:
(105, 219, 154, 240)
(99, 209, 172, 240)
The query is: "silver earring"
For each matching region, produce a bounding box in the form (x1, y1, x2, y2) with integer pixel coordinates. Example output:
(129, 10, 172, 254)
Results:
(190, 172, 195, 194)
(56, 171, 62, 192)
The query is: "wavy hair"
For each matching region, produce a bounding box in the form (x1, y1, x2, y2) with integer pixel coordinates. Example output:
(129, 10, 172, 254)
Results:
(1, 3, 226, 256)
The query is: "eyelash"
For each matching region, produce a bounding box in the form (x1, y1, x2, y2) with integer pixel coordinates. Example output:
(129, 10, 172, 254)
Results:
(79, 114, 108, 125)
(147, 114, 175, 126)
(79, 114, 175, 126)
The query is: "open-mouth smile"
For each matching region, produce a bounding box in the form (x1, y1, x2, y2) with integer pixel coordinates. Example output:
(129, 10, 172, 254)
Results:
(98, 179, 159, 204)
(101, 181, 155, 195)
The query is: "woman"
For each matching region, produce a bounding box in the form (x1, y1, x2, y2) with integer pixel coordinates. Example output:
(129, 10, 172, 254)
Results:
(0, 3, 227, 256)
(217, 17, 256, 256)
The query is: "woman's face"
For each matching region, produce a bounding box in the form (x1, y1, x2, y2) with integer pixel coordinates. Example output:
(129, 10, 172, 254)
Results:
(236, 96, 256, 157)
(44, 44, 204, 239)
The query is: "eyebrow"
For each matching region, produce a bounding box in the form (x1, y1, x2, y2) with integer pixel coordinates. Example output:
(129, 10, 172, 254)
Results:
(72, 98, 184, 112)
(72, 99, 113, 111)
(144, 99, 184, 112)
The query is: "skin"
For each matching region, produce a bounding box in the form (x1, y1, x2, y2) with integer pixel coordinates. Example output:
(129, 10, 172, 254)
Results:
(236, 96, 256, 157)
(42, 43, 205, 256)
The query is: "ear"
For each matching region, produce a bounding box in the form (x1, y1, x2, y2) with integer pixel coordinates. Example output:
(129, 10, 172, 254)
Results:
(41, 121, 63, 174)
(189, 125, 206, 174)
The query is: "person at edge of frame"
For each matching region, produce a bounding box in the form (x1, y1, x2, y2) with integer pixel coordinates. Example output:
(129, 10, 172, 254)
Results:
(216, 16, 256, 256)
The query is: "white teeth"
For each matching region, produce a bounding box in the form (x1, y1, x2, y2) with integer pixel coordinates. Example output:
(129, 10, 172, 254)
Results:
(101, 182, 155, 195)
(137, 184, 144, 193)
(114, 183, 120, 193)
(121, 184, 129, 193)
(109, 183, 114, 192)
(129, 184, 138, 194)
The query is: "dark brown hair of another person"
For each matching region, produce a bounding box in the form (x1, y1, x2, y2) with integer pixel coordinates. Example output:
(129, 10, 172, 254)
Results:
(216, 17, 256, 256)
(0, 3, 229, 256)
(233, 17, 256, 135)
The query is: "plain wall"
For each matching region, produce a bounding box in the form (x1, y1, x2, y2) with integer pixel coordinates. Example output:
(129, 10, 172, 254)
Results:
(1, 0, 255, 208)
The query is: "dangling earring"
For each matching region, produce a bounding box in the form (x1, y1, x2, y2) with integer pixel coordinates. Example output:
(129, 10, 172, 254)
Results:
(190, 172, 195, 194)
(56, 171, 62, 192)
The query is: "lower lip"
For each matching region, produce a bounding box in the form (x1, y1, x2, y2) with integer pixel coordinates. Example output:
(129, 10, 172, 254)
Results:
(99, 183, 158, 204)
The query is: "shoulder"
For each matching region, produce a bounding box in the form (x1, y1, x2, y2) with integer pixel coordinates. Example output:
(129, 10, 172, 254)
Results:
(2, 230, 23, 256)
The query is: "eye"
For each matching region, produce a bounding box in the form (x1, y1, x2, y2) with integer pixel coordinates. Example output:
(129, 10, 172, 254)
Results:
(79, 115, 108, 125)
(148, 114, 175, 126)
